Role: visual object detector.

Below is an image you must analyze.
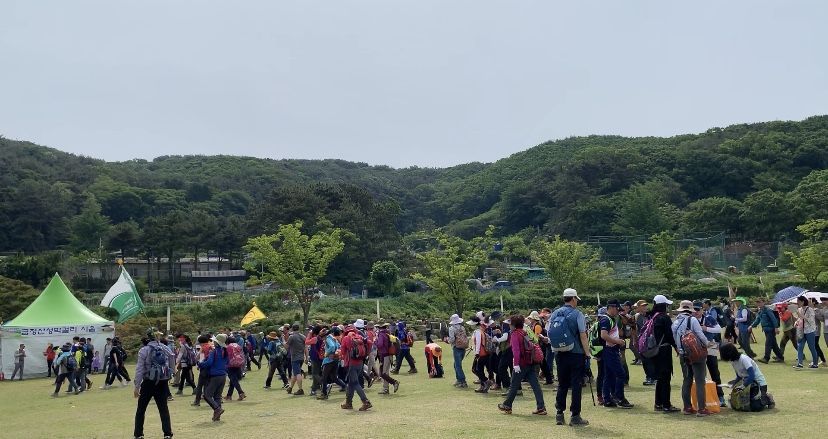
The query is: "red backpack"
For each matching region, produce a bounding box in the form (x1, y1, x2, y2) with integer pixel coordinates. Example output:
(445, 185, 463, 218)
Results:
(680, 317, 707, 363)
(227, 344, 245, 368)
(520, 330, 544, 365)
(349, 334, 368, 360)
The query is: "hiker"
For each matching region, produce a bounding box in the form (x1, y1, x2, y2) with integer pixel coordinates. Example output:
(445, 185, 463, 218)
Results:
(192, 334, 212, 405)
(174, 335, 196, 395)
(53, 343, 80, 396)
(318, 326, 342, 400)
(719, 343, 775, 409)
(672, 300, 711, 416)
(750, 298, 783, 364)
(498, 314, 547, 416)
(633, 300, 653, 385)
(284, 324, 307, 395)
(11, 343, 25, 380)
(539, 308, 556, 384)
(527, 311, 553, 385)
(340, 326, 373, 411)
(445, 313, 469, 388)
(133, 330, 175, 439)
(102, 338, 113, 373)
(810, 298, 827, 364)
(199, 333, 229, 421)
(424, 342, 444, 378)
(600, 299, 634, 409)
(224, 336, 247, 401)
(733, 297, 756, 358)
(592, 307, 608, 404)
(470, 317, 491, 392)
(263, 332, 289, 389)
(550, 288, 592, 426)
(374, 322, 401, 394)
(721, 298, 737, 343)
(305, 326, 324, 397)
(694, 301, 726, 407)
(492, 312, 514, 393)
(393, 321, 417, 374)
(794, 295, 819, 370)
(648, 294, 681, 413)
(776, 302, 797, 359)
(365, 322, 380, 381)
(242, 330, 260, 371)
(486, 312, 506, 391)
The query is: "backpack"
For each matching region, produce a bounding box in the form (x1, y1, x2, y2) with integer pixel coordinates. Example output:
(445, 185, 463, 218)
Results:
(117, 346, 128, 362)
(548, 307, 577, 352)
(712, 305, 730, 328)
(228, 344, 245, 368)
(730, 382, 765, 412)
(65, 354, 77, 371)
(679, 317, 707, 363)
(404, 331, 414, 347)
(349, 334, 368, 360)
(185, 346, 198, 366)
(146, 344, 171, 383)
(483, 330, 497, 354)
(521, 331, 544, 365)
(267, 340, 287, 363)
(589, 316, 615, 357)
(85, 344, 95, 365)
(638, 312, 665, 358)
(744, 307, 756, 326)
(387, 333, 400, 356)
(453, 325, 469, 349)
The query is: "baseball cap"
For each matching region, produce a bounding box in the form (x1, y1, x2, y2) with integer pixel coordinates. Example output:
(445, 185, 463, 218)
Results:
(563, 288, 581, 300)
(653, 294, 673, 305)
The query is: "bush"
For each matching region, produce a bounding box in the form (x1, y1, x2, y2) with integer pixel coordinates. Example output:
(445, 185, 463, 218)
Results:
(743, 255, 763, 275)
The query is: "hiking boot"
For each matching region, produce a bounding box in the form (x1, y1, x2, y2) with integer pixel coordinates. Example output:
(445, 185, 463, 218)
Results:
(393, 381, 400, 393)
(294, 389, 305, 396)
(663, 406, 681, 413)
(555, 412, 565, 425)
(603, 401, 618, 408)
(497, 403, 512, 414)
(317, 393, 328, 400)
(643, 379, 656, 386)
(286, 386, 293, 394)
(391, 370, 399, 375)
(212, 408, 224, 421)
(490, 384, 501, 391)
(263, 385, 271, 389)
(569, 415, 589, 426)
(223, 396, 232, 402)
(757, 358, 769, 364)
(474, 386, 488, 394)
(51, 392, 58, 398)
(697, 409, 713, 417)
(616, 399, 634, 409)
(341, 401, 353, 410)
(532, 407, 547, 415)
(408, 368, 418, 374)
(772, 357, 785, 363)
(808, 364, 819, 369)
(377, 389, 390, 395)
(654, 404, 664, 411)
(793, 364, 803, 370)
(358, 400, 372, 411)
(190, 402, 200, 407)
(174, 390, 183, 395)
(683, 408, 697, 415)
(238, 393, 246, 401)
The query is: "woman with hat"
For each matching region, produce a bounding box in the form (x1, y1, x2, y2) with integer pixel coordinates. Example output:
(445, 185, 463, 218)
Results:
(526, 311, 553, 385)
(199, 333, 229, 421)
(445, 313, 468, 387)
(671, 300, 711, 416)
(776, 302, 796, 359)
(648, 294, 681, 413)
(468, 317, 491, 392)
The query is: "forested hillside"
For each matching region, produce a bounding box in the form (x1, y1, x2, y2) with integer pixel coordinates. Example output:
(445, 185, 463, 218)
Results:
(1, 115, 827, 283)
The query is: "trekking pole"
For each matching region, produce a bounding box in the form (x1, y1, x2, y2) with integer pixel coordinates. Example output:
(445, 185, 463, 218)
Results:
(589, 377, 595, 406)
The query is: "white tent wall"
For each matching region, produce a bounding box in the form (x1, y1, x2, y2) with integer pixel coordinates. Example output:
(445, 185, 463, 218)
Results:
(1, 324, 115, 379)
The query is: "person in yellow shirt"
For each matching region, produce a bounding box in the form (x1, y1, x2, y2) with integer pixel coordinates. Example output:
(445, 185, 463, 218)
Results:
(424, 343, 443, 378)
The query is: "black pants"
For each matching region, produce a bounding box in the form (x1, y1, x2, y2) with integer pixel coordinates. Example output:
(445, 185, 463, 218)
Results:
(815, 335, 826, 362)
(105, 362, 124, 386)
(762, 329, 784, 361)
(539, 350, 553, 384)
(595, 355, 605, 397)
(654, 368, 673, 408)
(320, 362, 337, 395)
(497, 349, 513, 388)
(247, 352, 261, 371)
(705, 355, 724, 398)
(265, 360, 288, 387)
(194, 368, 209, 403)
(46, 360, 53, 377)
(488, 353, 503, 385)
(472, 356, 489, 384)
(394, 349, 416, 372)
(134, 379, 172, 438)
(555, 352, 585, 416)
(178, 366, 196, 392)
(425, 330, 433, 344)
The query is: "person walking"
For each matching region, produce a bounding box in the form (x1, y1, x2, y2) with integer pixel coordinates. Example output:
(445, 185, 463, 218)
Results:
(393, 321, 417, 374)
(750, 298, 783, 364)
(102, 338, 113, 374)
(199, 333, 229, 421)
(733, 297, 756, 358)
(794, 295, 819, 370)
(52, 343, 79, 396)
(11, 343, 25, 380)
(340, 326, 372, 411)
(776, 303, 797, 359)
(285, 324, 307, 395)
(498, 314, 547, 416)
(374, 322, 400, 395)
(550, 288, 592, 426)
(263, 332, 288, 390)
(224, 336, 247, 401)
(44, 343, 55, 378)
(649, 294, 681, 413)
(445, 313, 469, 388)
(318, 326, 343, 400)
(175, 336, 196, 395)
(133, 330, 175, 439)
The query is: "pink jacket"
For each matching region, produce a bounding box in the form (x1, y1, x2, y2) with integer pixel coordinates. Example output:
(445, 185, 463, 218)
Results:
(510, 328, 529, 367)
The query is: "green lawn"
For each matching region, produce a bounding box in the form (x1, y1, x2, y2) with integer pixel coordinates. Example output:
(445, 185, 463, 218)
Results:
(1, 336, 824, 439)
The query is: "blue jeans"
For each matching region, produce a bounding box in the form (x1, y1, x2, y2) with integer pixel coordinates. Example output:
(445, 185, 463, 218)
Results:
(544, 346, 556, 378)
(502, 364, 545, 410)
(798, 332, 818, 366)
(602, 347, 625, 402)
(452, 347, 466, 384)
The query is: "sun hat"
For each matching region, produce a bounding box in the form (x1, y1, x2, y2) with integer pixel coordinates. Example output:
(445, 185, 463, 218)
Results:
(527, 310, 540, 320)
(354, 319, 366, 329)
(676, 300, 694, 313)
(449, 314, 463, 325)
(734, 297, 747, 305)
(366, 321, 375, 329)
(476, 311, 485, 321)
(776, 303, 788, 310)
(266, 332, 279, 340)
(466, 318, 480, 326)
(634, 299, 648, 307)
(377, 322, 389, 328)
(653, 294, 673, 305)
(563, 288, 581, 300)
(211, 333, 227, 347)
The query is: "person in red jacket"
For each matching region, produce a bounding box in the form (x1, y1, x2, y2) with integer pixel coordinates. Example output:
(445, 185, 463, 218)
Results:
(340, 326, 372, 411)
(497, 315, 546, 416)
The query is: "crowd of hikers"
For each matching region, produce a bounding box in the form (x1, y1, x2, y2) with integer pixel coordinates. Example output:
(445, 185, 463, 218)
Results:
(42, 288, 820, 438)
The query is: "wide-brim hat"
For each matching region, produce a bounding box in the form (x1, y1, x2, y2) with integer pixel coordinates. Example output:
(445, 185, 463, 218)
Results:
(377, 322, 390, 328)
(354, 319, 366, 329)
(211, 334, 227, 347)
(266, 332, 279, 340)
(449, 314, 463, 325)
(527, 311, 540, 321)
(734, 296, 747, 305)
(676, 300, 695, 312)
(466, 319, 479, 326)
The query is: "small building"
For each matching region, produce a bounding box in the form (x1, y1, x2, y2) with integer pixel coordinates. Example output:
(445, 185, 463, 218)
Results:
(191, 270, 247, 293)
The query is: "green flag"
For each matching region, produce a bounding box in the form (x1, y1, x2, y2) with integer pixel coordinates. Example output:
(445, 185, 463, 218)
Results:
(101, 267, 144, 323)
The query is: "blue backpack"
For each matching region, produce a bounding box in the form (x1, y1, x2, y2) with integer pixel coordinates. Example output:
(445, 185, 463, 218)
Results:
(65, 354, 77, 371)
(548, 307, 578, 352)
(147, 344, 171, 383)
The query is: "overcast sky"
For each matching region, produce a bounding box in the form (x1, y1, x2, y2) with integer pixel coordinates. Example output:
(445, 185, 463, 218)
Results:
(1, 1, 826, 168)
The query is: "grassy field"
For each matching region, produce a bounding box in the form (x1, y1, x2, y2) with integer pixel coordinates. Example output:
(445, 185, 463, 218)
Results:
(1, 336, 824, 439)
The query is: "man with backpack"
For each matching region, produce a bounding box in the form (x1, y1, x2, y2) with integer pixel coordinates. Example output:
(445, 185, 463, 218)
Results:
(52, 342, 80, 396)
(263, 332, 289, 389)
(548, 288, 592, 426)
(750, 298, 783, 364)
(694, 301, 727, 408)
(374, 322, 400, 394)
(340, 326, 373, 411)
(242, 330, 260, 371)
(133, 329, 175, 439)
(734, 297, 757, 358)
(600, 299, 634, 409)
(445, 313, 469, 388)
(393, 321, 417, 374)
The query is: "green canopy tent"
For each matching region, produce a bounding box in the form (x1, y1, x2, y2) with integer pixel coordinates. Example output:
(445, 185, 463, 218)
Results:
(1, 274, 114, 378)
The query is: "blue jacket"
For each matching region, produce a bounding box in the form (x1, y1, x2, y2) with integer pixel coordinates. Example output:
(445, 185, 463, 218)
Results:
(397, 322, 410, 350)
(751, 306, 779, 331)
(198, 345, 229, 377)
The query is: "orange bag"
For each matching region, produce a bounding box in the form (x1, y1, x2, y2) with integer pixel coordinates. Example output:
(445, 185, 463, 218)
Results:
(691, 380, 721, 413)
